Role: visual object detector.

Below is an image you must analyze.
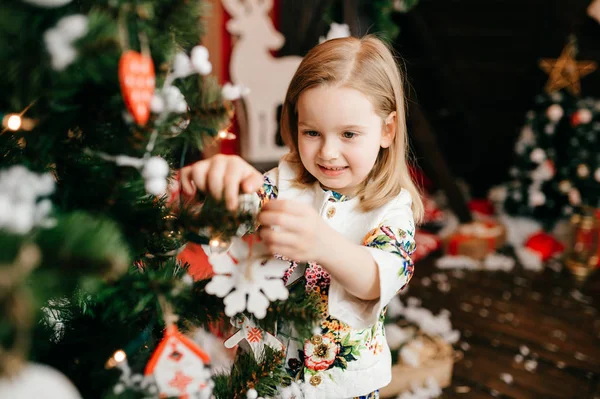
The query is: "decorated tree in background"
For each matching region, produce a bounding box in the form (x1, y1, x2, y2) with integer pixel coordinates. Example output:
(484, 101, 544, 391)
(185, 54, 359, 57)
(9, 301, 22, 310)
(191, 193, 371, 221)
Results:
(0, 0, 318, 398)
(492, 37, 599, 230)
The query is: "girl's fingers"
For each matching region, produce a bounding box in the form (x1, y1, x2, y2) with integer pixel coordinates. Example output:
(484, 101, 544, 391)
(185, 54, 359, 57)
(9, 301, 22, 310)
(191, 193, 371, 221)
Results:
(259, 228, 297, 249)
(257, 210, 302, 233)
(206, 156, 228, 201)
(179, 166, 196, 195)
(223, 161, 247, 211)
(241, 169, 264, 194)
(190, 161, 210, 193)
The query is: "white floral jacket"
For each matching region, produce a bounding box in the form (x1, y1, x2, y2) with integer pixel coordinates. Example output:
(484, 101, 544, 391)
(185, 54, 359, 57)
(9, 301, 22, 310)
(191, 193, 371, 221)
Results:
(257, 160, 416, 399)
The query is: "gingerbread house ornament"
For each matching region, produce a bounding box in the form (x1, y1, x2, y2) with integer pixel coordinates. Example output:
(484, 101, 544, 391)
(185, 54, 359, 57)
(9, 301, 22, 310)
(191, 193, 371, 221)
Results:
(145, 325, 213, 399)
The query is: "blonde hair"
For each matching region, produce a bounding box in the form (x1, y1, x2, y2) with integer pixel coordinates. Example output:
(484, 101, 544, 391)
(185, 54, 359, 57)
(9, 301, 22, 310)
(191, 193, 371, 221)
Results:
(280, 35, 424, 223)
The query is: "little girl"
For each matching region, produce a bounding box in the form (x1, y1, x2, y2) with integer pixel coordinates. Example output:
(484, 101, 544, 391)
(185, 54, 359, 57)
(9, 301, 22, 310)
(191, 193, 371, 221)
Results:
(180, 35, 424, 399)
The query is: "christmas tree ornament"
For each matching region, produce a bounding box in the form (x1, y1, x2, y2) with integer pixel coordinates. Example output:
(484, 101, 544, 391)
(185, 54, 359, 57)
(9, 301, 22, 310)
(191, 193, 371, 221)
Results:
(571, 109, 593, 126)
(565, 207, 599, 283)
(169, 46, 212, 83)
(0, 165, 55, 234)
(145, 325, 213, 399)
(206, 236, 289, 319)
(22, 0, 72, 7)
(0, 363, 81, 399)
(142, 156, 170, 196)
(577, 164, 590, 178)
(223, 315, 285, 362)
(43, 14, 88, 71)
(546, 104, 564, 122)
(119, 50, 156, 126)
(221, 83, 250, 101)
(539, 36, 597, 96)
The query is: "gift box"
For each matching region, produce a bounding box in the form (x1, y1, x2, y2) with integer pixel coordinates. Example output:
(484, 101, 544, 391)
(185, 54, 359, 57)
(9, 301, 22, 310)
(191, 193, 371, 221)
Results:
(380, 336, 456, 398)
(444, 220, 507, 260)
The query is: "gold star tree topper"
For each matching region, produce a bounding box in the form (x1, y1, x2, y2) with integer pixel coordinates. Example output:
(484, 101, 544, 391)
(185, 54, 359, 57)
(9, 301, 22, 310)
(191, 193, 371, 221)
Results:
(539, 36, 597, 96)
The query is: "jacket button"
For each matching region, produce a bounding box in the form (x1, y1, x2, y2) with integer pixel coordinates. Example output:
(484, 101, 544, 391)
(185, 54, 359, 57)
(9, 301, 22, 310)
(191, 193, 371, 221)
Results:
(310, 375, 322, 386)
(326, 206, 336, 218)
(311, 334, 322, 345)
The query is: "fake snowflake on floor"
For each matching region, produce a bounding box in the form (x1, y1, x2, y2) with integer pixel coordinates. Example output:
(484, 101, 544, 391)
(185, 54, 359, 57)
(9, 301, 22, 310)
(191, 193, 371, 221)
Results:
(205, 236, 289, 319)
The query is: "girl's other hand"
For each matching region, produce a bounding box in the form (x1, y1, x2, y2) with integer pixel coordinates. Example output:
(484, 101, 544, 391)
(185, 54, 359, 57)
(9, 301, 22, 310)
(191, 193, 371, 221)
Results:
(179, 155, 263, 211)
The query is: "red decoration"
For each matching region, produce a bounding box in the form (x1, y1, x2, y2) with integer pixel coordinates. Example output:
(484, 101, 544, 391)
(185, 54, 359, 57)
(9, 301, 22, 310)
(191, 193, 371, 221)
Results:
(524, 231, 565, 261)
(422, 195, 444, 224)
(118, 50, 155, 126)
(469, 198, 495, 218)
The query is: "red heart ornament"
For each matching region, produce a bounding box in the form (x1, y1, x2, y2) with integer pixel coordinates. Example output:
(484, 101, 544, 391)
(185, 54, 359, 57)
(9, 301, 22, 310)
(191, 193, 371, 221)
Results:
(118, 50, 155, 126)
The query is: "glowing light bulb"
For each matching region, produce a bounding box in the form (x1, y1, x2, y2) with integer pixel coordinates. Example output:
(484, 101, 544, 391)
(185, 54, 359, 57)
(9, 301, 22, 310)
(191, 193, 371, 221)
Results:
(113, 350, 126, 363)
(209, 239, 221, 248)
(7, 114, 22, 131)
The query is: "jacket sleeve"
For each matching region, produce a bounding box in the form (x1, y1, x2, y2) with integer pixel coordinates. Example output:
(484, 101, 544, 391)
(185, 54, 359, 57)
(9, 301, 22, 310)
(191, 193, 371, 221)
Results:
(328, 190, 416, 329)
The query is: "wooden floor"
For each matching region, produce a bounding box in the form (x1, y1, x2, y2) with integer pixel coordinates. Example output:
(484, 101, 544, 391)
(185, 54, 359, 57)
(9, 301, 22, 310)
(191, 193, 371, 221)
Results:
(400, 252, 600, 399)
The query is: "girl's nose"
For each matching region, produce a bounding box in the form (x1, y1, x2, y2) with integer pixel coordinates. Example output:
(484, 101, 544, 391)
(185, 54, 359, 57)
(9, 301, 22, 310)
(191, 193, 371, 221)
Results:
(319, 139, 339, 160)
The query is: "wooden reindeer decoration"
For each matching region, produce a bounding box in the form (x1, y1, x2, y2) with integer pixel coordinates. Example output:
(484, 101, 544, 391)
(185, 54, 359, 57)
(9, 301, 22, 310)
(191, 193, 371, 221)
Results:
(222, 0, 302, 163)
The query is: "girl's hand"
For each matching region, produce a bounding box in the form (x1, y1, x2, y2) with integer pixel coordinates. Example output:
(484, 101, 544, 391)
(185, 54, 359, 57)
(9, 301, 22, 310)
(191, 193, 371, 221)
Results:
(179, 155, 263, 211)
(257, 200, 332, 263)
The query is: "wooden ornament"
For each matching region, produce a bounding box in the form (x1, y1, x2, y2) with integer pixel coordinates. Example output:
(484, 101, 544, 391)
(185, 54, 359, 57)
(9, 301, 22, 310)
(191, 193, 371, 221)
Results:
(145, 325, 212, 398)
(119, 50, 155, 126)
(539, 37, 597, 97)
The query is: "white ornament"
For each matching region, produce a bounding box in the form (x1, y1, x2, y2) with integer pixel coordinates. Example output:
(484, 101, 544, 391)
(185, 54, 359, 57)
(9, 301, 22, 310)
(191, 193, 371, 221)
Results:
(22, 0, 72, 7)
(191, 45, 213, 76)
(172, 52, 194, 79)
(247, 388, 259, 399)
(44, 15, 88, 71)
(145, 178, 168, 196)
(568, 188, 581, 206)
(0, 166, 56, 234)
(319, 22, 351, 43)
(528, 190, 546, 207)
(529, 148, 546, 163)
(206, 236, 289, 319)
(223, 315, 285, 362)
(222, 82, 250, 101)
(546, 104, 564, 122)
(222, 0, 302, 163)
(0, 363, 81, 399)
(576, 109, 593, 124)
(142, 156, 170, 179)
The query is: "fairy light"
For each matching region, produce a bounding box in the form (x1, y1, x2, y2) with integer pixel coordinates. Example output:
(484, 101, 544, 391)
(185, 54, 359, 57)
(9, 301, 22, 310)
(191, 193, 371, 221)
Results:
(209, 238, 221, 248)
(218, 129, 237, 140)
(114, 350, 126, 362)
(6, 114, 21, 131)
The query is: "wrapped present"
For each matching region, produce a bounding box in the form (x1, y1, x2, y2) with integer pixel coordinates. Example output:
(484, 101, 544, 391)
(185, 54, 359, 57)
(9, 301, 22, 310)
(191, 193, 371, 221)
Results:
(444, 220, 507, 260)
(380, 336, 455, 398)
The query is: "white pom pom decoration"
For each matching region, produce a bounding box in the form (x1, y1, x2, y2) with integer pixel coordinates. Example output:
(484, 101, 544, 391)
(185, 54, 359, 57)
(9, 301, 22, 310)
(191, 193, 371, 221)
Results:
(142, 156, 169, 180)
(247, 389, 258, 399)
(43, 14, 88, 71)
(145, 178, 168, 196)
(191, 46, 212, 75)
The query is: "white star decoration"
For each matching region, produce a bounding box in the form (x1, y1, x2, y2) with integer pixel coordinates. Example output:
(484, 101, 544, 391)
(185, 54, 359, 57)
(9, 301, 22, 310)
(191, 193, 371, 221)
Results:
(205, 236, 289, 319)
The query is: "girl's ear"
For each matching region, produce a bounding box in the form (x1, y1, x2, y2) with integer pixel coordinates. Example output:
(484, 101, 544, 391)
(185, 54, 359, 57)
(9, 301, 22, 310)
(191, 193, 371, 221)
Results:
(381, 111, 396, 148)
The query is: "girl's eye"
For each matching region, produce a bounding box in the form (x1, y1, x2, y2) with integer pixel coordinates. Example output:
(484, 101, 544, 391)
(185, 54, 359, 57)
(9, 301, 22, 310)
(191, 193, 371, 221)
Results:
(342, 131, 357, 139)
(304, 130, 320, 137)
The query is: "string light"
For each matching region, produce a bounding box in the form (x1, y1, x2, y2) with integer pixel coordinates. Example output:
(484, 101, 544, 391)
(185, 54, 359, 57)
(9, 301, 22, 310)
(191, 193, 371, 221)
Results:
(209, 238, 221, 248)
(6, 115, 21, 131)
(106, 349, 127, 369)
(218, 129, 236, 140)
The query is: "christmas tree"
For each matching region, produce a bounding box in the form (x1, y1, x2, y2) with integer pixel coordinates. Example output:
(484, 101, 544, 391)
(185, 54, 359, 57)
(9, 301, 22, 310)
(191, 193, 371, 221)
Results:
(0, 1, 318, 398)
(492, 37, 599, 229)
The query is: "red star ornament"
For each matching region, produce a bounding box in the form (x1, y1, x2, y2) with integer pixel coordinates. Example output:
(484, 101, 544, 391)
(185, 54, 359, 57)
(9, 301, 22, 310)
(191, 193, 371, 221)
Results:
(119, 50, 155, 125)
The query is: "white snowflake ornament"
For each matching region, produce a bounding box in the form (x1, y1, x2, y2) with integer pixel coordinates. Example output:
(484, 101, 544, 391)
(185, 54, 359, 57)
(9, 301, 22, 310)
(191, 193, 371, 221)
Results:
(224, 315, 285, 362)
(206, 236, 289, 319)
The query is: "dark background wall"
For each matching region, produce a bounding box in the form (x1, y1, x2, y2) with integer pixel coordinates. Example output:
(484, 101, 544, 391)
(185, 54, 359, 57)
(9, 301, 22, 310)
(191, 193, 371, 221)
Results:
(279, 0, 600, 197)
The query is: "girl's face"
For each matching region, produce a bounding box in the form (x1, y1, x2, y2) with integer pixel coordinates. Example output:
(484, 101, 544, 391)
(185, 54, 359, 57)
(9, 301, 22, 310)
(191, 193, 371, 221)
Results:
(296, 85, 395, 196)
